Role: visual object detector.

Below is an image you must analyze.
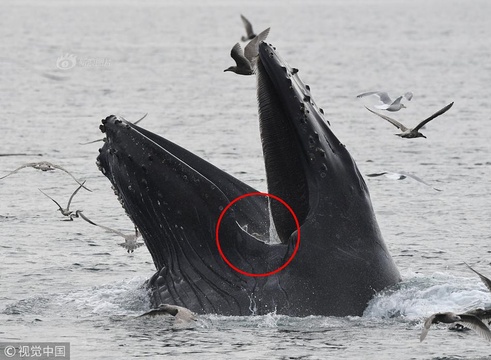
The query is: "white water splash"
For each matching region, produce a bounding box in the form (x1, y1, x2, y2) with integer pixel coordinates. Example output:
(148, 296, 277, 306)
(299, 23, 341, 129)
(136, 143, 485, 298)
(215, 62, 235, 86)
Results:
(59, 276, 150, 316)
(364, 271, 491, 320)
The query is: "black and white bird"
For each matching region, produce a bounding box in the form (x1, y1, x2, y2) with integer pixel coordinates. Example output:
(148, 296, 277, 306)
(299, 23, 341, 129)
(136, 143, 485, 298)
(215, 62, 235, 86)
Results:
(364, 102, 454, 138)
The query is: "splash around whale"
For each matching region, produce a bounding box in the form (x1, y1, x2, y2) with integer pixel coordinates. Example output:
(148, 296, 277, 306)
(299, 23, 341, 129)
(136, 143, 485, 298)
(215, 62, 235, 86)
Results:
(96, 42, 401, 317)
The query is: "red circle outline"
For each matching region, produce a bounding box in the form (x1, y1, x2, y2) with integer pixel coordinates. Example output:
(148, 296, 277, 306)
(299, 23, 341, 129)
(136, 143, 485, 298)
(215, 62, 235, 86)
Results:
(215, 192, 300, 277)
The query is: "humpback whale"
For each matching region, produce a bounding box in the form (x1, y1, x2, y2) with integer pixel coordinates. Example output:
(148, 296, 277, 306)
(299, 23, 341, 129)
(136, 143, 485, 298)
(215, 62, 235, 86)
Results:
(96, 42, 401, 317)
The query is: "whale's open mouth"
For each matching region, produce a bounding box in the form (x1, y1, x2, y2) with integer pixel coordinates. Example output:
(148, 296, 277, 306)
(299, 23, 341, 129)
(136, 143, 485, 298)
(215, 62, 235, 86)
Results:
(96, 42, 400, 316)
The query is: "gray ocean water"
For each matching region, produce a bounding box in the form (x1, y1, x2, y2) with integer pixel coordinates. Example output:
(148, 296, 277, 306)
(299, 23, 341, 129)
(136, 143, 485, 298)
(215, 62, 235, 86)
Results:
(1, 0, 490, 359)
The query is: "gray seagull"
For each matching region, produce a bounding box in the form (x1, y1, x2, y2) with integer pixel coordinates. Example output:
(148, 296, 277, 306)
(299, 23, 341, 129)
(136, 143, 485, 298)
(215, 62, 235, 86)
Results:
(364, 102, 454, 138)
(39, 181, 86, 220)
(76, 211, 144, 253)
(240, 14, 256, 41)
(224, 27, 270, 75)
(0, 161, 91, 191)
(357, 91, 413, 112)
(420, 312, 491, 342)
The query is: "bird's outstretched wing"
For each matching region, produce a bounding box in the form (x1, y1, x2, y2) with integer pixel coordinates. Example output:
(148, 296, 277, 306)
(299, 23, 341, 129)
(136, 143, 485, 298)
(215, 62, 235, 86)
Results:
(364, 106, 409, 131)
(66, 181, 86, 210)
(132, 113, 148, 125)
(457, 314, 491, 341)
(119, 113, 148, 125)
(466, 309, 491, 326)
(77, 211, 126, 237)
(50, 163, 91, 192)
(240, 14, 255, 38)
(413, 102, 454, 132)
(38, 189, 64, 212)
(391, 96, 403, 106)
(244, 27, 270, 61)
(230, 43, 251, 69)
(420, 314, 437, 342)
(399, 172, 442, 191)
(0, 163, 38, 180)
(79, 138, 104, 145)
(465, 263, 491, 293)
(357, 91, 392, 105)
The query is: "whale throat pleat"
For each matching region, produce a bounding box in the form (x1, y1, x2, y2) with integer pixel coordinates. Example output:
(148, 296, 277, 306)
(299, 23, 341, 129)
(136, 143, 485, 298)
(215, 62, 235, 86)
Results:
(256, 60, 309, 243)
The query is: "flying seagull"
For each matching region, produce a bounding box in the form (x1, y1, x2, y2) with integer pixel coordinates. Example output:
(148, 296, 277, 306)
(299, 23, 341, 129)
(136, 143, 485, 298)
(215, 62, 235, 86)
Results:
(240, 14, 256, 41)
(0, 161, 91, 191)
(420, 312, 491, 342)
(76, 211, 144, 253)
(139, 304, 196, 323)
(366, 171, 442, 191)
(364, 102, 454, 138)
(224, 27, 270, 75)
(79, 113, 147, 145)
(39, 181, 86, 220)
(357, 91, 413, 112)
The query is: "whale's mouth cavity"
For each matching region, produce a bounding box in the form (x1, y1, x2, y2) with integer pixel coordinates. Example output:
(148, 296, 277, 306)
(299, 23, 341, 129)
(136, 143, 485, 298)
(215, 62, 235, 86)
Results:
(256, 49, 311, 244)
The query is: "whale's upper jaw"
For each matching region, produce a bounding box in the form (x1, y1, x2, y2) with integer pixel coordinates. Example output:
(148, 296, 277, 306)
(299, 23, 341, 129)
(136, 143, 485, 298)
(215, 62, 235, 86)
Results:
(256, 42, 369, 242)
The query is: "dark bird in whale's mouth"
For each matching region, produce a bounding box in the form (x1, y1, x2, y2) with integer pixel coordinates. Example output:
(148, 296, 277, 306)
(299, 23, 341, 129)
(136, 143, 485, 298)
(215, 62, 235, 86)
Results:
(96, 42, 400, 317)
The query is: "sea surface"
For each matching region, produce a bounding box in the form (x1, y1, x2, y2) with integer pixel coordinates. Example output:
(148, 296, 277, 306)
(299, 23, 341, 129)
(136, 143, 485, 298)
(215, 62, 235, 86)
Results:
(1, 0, 491, 359)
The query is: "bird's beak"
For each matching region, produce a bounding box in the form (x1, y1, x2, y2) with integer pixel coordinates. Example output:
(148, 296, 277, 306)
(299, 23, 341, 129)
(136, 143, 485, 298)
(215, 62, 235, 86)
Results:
(224, 68, 231, 72)
(422, 134, 427, 138)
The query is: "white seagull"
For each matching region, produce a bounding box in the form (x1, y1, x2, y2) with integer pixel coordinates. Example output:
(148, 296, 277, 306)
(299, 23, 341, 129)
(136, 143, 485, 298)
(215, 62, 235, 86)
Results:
(357, 91, 413, 112)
